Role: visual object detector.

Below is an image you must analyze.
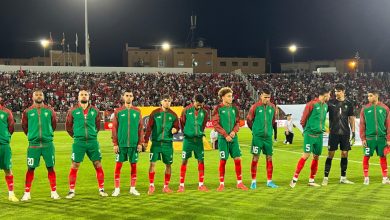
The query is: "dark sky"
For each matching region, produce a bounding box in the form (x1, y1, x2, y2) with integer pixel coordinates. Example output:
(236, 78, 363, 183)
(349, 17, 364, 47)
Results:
(1, 0, 390, 71)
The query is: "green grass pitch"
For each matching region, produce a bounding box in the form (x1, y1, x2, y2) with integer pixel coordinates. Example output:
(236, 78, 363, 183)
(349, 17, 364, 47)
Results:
(1, 128, 389, 219)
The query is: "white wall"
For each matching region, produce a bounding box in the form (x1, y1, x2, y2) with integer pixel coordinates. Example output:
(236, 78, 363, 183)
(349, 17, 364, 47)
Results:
(0, 65, 193, 74)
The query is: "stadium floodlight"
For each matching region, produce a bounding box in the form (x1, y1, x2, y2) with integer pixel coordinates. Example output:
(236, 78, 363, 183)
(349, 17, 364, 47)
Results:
(40, 39, 50, 58)
(349, 61, 356, 69)
(40, 39, 50, 48)
(162, 42, 171, 51)
(288, 44, 298, 68)
(289, 44, 297, 53)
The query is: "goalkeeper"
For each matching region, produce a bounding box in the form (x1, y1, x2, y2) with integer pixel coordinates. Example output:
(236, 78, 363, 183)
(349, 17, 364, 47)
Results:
(322, 84, 356, 186)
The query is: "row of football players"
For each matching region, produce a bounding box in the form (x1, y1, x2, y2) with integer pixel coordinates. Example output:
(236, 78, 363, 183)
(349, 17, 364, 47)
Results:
(0, 84, 388, 202)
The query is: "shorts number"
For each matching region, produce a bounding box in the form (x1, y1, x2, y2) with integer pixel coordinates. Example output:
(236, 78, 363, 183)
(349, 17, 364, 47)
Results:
(71, 153, 75, 161)
(220, 151, 226, 159)
(149, 153, 153, 160)
(115, 154, 120, 162)
(27, 158, 34, 166)
(182, 151, 186, 159)
(252, 146, 259, 154)
(365, 148, 370, 155)
(305, 144, 311, 152)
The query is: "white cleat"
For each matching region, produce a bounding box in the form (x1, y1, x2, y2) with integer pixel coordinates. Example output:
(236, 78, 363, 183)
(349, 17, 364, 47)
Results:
(111, 188, 120, 197)
(308, 182, 321, 187)
(382, 178, 390, 185)
(289, 180, 297, 188)
(21, 192, 31, 201)
(65, 191, 75, 199)
(129, 188, 140, 196)
(340, 178, 354, 184)
(99, 189, 108, 197)
(321, 178, 329, 186)
(51, 191, 61, 200)
(363, 177, 370, 185)
(8, 192, 19, 202)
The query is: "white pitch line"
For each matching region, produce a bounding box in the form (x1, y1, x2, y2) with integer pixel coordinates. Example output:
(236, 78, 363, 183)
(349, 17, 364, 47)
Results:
(240, 144, 381, 166)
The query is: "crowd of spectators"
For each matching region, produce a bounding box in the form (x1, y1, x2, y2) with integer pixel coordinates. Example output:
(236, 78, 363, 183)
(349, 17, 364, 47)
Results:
(0, 71, 388, 121)
(246, 72, 390, 116)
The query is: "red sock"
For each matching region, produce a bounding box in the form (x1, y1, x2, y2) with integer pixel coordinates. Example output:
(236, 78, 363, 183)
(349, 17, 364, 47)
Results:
(180, 164, 187, 184)
(164, 173, 171, 186)
(198, 162, 205, 183)
(251, 160, 258, 180)
(95, 166, 105, 189)
(5, 175, 14, 191)
(69, 168, 78, 190)
(294, 158, 307, 179)
(114, 162, 123, 188)
(219, 160, 226, 183)
(310, 159, 319, 179)
(130, 163, 137, 187)
(234, 159, 242, 181)
(363, 156, 370, 177)
(149, 172, 155, 184)
(48, 170, 57, 191)
(267, 160, 273, 181)
(25, 170, 34, 192)
(380, 157, 388, 178)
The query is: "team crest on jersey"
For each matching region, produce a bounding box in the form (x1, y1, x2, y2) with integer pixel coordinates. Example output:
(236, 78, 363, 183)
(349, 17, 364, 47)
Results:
(45, 112, 49, 117)
(200, 112, 204, 117)
(316, 107, 320, 110)
(0, 114, 3, 119)
(269, 109, 272, 113)
(169, 117, 172, 121)
(222, 110, 225, 114)
(379, 109, 383, 114)
(91, 111, 95, 116)
(157, 116, 162, 119)
(133, 113, 137, 118)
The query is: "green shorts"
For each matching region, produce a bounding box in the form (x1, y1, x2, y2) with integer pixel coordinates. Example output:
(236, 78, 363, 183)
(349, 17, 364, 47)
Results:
(218, 136, 241, 160)
(72, 140, 102, 163)
(0, 144, 12, 170)
(364, 137, 387, 157)
(251, 136, 273, 156)
(182, 137, 204, 161)
(150, 141, 173, 165)
(303, 133, 323, 156)
(116, 147, 139, 163)
(27, 142, 55, 169)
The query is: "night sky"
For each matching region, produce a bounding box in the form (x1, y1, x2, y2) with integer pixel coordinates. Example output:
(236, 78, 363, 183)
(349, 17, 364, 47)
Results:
(1, 0, 390, 71)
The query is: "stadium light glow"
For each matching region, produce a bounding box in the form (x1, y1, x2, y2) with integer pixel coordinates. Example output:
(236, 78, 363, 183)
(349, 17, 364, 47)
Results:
(349, 61, 356, 68)
(162, 42, 171, 51)
(40, 39, 50, 48)
(289, 44, 297, 53)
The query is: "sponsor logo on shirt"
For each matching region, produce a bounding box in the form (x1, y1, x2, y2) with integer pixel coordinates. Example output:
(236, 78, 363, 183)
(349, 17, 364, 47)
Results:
(44, 112, 49, 117)
(120, 114, 125, 117)
(30, 113, 35, 117)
